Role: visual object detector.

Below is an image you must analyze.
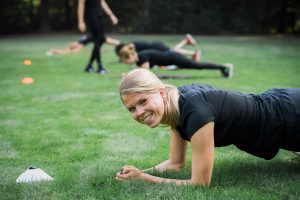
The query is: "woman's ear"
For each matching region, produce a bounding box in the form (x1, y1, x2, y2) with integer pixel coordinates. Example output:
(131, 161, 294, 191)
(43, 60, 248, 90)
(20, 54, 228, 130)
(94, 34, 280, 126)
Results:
(158, 87, 166, 99)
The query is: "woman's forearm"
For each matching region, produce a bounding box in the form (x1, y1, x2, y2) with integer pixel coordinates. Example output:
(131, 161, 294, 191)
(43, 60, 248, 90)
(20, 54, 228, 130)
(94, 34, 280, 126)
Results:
(101, 0, 114, 17)
(77, 0, 85, 24)
(141, 173, 191, 186)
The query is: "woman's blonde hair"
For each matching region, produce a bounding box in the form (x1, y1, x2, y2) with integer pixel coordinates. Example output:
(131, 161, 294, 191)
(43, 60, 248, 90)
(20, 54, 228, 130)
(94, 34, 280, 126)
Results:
(119, 69, 180, 129)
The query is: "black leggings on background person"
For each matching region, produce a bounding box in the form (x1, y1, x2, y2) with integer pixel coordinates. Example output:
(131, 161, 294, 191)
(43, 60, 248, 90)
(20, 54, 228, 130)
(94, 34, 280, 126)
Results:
(136, 50, 233, 78)
(162, 51, 225, 70)
(85, 10, 106, 72)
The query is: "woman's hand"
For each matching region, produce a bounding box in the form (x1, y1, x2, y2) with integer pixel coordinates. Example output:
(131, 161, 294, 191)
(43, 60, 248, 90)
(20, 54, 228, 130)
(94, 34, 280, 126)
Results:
(115, 165, 145, 181)
(140, 62, 150, 69)
(78, 21, 86, 32)
(110, 15, 118, 25)
(116, 165, 191, 185)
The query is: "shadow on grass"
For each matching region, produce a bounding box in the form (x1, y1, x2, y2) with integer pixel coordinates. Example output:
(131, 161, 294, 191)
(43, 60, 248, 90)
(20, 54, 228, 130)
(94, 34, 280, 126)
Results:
(150, 156, 300, 187)
(214, 157, 300, 182)
(156, 74, 222, 80)
(158, 74, 200, 79)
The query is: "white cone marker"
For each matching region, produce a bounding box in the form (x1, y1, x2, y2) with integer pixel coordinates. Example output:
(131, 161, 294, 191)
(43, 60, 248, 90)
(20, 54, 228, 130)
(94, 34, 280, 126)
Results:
(16, 167, 54, 183)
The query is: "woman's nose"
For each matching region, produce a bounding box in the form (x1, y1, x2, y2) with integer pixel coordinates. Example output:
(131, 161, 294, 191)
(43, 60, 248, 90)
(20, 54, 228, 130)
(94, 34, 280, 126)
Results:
(134, 106, 144, 118)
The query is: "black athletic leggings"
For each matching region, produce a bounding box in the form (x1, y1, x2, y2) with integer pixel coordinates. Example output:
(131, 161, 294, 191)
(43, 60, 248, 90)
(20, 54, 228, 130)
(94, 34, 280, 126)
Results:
(85, 11, 106, 68)
(168, 51, 225, 70)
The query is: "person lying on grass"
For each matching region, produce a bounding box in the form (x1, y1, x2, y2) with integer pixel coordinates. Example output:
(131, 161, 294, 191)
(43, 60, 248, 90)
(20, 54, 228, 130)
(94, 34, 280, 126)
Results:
(115, 68, 300, 186)
(116, 41, 233, 78)
(115, 34, 201, 62)
(46, 34, 120, 55)
(47, 33, 200, 62)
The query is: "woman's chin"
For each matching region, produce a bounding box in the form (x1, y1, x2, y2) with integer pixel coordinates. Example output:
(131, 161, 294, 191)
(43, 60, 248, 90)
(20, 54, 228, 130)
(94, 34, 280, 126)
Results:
(148, 121, 161, 128)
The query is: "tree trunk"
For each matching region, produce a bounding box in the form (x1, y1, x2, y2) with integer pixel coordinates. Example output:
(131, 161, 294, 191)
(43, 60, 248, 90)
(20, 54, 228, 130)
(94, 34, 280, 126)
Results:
(39, 0, 50, 32)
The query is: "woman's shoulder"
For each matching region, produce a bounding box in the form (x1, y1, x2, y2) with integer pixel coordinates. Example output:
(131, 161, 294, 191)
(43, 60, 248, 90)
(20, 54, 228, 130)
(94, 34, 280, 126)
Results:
(179, 84, 214, 97)
(178, 84, 215, 109)
(179, 83, 214, 90)
(177, 84, 217, 141)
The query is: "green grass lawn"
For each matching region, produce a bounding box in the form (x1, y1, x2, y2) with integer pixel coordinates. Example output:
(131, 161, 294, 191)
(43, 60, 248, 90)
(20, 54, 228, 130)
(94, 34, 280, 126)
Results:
(0, 34, 300, 200)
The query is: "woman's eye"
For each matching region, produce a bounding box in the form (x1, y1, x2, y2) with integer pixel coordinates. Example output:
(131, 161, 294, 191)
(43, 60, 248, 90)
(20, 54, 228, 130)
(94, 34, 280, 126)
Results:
(129, 107, 135, 113)
(140, 99, 147, 104)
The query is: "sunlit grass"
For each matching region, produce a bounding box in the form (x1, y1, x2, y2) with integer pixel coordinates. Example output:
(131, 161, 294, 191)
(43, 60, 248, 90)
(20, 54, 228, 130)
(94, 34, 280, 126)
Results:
(0, 34, 299, 200)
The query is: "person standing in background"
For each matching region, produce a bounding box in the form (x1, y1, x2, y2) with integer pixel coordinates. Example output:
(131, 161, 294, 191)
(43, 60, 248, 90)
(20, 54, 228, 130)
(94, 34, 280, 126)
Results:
(78, 0, 119, 74)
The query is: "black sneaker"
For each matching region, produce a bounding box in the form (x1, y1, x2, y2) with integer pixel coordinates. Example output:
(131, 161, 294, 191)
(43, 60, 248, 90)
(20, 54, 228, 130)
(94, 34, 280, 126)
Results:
(97, 68, 107, 75)
(85, 65, 94, 73)
(221, 63, 234, 78)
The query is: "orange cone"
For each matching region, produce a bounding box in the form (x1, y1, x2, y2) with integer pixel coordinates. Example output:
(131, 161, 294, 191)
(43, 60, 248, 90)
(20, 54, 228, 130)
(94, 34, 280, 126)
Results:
(23, 60, 32, 66)
(22, 77, 34, 85)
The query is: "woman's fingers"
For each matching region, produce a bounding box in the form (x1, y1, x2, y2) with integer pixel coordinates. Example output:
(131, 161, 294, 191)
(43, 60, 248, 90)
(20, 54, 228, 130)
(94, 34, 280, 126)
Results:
(115, 171, 131, 181)
(115, 176, 127, 181)
(120, 165, 136, 174)
(115, 165, 143, 181)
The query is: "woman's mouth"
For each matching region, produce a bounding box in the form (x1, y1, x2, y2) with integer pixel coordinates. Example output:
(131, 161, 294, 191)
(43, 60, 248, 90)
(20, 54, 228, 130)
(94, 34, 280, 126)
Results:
(140, 113, 152, 124)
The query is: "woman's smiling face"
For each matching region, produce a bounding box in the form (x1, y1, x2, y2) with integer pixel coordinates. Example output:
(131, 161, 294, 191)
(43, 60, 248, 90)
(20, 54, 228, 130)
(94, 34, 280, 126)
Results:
(121, 90, 165, 128)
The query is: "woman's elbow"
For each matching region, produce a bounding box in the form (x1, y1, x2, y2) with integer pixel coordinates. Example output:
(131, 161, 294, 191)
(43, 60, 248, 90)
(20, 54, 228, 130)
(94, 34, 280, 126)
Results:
(174, 163, 185, 172)
(191, 175, 212, 186)
(191, 179, 211, 187)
